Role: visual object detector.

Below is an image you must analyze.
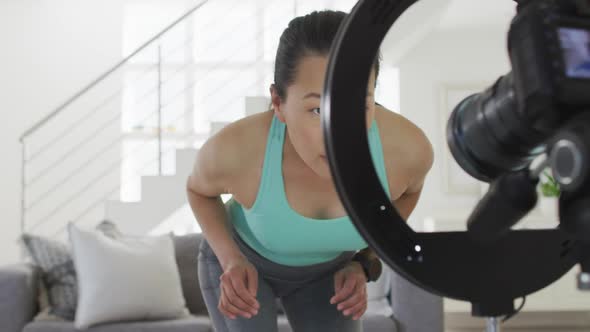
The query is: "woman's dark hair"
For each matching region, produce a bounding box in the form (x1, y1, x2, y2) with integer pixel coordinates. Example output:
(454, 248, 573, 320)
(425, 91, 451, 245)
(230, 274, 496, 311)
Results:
(273, 10, 381, 102)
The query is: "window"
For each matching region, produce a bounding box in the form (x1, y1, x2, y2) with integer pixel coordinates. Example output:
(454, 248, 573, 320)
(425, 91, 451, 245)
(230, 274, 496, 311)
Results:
(120, 0, 399, 204)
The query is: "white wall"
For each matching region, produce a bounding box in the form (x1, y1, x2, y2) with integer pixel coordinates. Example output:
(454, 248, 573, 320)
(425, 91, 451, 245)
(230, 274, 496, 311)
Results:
(0, 0, 125, 265)
(0, 0, 192, 265)
(396, 26, 511, 229)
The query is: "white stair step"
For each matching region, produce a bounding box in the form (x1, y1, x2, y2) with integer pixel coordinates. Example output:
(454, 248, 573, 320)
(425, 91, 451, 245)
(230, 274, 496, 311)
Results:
(104, 201, 145, 235)
(245, 96, 270, 116)
(105, 200, 179, 235)
(105, 150, 198, 236)
(176, 148, 198, 178)
(141, 174, 187, 204)
(106, 175, 189, 235)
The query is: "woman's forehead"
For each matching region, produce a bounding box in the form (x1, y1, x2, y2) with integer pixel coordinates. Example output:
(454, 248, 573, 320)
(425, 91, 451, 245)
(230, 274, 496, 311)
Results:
(290, 55, 376, 99)
(293, 56, 329, 90)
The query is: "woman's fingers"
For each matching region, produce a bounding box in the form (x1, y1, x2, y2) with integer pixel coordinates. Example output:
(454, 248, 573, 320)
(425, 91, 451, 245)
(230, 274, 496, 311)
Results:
(218, 299, 237, 320)
(218, 288, 238, 320)
(332, 271, 345, 302)
(348, 300, 367, 320)
(332, 276, 358, 306)
(337, 285, 366, 312)
(220, 278, 256, 318)
(217, 300, 236, 319)
(229, 273, 260, 311)
(216, 258, 261, 320)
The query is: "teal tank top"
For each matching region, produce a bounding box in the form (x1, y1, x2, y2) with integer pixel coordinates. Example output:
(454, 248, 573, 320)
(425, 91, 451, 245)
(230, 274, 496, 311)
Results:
(227, 114, 392, 266)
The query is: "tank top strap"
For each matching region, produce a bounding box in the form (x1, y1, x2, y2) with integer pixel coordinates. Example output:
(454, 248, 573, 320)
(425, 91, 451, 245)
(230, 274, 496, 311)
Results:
(244, 114, 286, 213)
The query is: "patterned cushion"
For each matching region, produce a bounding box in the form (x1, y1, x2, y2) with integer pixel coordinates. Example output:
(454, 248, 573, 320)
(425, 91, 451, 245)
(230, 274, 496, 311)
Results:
(20, 234, 77, 321)
(20, 220, 128, 321)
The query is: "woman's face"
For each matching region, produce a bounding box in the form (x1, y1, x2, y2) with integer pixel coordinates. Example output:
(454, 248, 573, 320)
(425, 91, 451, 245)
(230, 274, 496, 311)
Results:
(270, 55, 377, 180)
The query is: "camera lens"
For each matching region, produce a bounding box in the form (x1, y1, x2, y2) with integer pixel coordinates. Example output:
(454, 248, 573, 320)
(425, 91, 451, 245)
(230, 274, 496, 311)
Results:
(446, 73, 547, 182)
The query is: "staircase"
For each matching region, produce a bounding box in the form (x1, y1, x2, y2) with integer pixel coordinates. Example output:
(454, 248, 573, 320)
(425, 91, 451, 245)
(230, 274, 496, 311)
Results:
(104, 148, 196, 235)
(17, 0, 290, 241)
(104, 95, 269, 236)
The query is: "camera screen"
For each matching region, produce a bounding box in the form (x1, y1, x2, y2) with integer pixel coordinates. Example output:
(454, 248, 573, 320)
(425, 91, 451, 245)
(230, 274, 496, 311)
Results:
(558, 27, 590, 79)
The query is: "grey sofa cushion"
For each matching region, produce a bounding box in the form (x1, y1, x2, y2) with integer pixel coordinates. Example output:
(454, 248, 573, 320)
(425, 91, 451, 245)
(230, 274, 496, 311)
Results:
(172, 233, 208, 316)
(23, 315, 211, 332)
(0, 263, 40, 332)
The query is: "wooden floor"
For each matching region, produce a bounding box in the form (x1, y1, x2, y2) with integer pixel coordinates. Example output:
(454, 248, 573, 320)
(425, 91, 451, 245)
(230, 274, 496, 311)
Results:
(444, 311, 590, 332)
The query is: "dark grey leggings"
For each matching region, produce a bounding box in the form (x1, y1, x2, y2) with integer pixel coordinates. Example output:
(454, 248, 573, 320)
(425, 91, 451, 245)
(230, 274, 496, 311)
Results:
(197, 228, 362, 332)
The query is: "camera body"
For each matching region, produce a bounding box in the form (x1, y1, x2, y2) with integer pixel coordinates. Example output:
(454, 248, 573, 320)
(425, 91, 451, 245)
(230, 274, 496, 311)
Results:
(510, 0, 590, 124)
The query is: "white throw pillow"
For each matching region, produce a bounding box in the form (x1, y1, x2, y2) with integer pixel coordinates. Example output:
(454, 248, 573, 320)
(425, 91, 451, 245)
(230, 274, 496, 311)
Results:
(68, 223, 189, 329)
(365, 258, 393, 317)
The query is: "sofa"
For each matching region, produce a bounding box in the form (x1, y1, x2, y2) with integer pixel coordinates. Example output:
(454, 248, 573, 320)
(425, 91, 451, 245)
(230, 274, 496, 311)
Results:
(0, 232, 443, 332)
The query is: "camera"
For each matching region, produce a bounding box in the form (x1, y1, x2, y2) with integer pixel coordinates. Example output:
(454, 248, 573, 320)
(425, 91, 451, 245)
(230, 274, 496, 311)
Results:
(447, 0, 590, 183)
(447, 0, 590, 244)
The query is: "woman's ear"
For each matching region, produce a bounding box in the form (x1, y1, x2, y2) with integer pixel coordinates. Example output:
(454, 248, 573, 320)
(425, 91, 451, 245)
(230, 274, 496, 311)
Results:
(270, 84, 286, 123)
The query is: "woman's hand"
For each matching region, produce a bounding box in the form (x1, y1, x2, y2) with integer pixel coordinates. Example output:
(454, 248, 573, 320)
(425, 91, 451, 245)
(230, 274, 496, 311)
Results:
(330, 261, 368, 320)
(218, 257, 261, 320)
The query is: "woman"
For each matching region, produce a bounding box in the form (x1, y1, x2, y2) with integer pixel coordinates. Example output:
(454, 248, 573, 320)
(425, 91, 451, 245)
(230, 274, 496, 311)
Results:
(186, 9, 433, 332)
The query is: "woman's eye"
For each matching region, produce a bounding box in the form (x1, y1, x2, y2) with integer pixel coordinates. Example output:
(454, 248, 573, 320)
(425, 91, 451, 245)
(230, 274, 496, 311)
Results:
(311, 105, 369, 115)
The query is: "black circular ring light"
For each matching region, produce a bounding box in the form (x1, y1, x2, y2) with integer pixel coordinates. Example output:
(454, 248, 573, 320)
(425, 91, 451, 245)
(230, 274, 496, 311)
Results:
(321, 0, 579, 316)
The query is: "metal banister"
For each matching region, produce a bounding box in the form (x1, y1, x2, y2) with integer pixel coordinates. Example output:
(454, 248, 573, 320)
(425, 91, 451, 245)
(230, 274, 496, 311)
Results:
(19, 0, 209, 142)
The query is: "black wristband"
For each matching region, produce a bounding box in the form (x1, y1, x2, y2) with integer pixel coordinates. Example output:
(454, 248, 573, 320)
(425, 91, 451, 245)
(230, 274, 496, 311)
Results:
(352, 253, 382, 282)
(352, 255, 370, 281)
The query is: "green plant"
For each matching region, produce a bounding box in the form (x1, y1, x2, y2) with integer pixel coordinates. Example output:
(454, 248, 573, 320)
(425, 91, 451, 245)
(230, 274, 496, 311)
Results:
(540, 170, 560, 198)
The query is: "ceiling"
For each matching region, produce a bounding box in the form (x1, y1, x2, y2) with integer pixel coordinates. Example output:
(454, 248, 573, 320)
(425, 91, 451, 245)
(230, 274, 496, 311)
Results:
(381, 0, 518, 64)
(437, 0, 517, 31)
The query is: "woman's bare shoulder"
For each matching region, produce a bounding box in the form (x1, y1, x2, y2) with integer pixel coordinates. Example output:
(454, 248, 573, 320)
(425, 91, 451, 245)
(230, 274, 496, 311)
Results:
(192, 111, 273, 191)
(215, 110, 273, 144)
(206, 110, 273, 166)
(375, 104, 428, 147)
(375, 104, 434, 195)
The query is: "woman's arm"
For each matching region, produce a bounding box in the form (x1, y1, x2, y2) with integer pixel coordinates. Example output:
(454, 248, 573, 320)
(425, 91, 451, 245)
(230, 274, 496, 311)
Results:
(393, 183, 425, 222)
(186, 126, 249, 271)
(394, 114, 434, 222)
